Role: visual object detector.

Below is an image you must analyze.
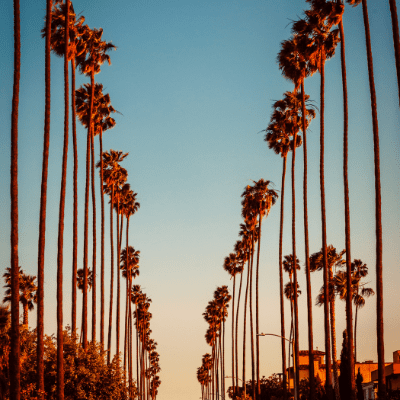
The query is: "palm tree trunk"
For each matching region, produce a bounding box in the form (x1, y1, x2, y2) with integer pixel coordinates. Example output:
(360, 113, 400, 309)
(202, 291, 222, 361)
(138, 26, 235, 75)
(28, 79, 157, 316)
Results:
(319, 49, 333, 398)
(231, 275, 236, 396)
(10, 4, 21, 400)
(91, 128, 97, 343)
(71, 56, 78, 340)
(223, 318, 226, 400)
(336, 7, 356, 396)
(243, 255, 251, 397)
(389, 0, 400, 107)
(235, 270, 243, 393)
(56, 4, 69, 397)
(37, 1, 51, 397)
(249, 237, 256, 400)
(255, 215, 262, 399)
(354, 306, 358, 363)
(291, 131, 300, 394)
(360, 1, 385, 397)
(329, 290, 340, 400)
(83, 68, 94, 350)
(117, 202, 121, 355)
(99, 130, 105, 348)
(107, 186, 115, 364)
(279, 155, 288, 396)
(301, 80, 315, 400)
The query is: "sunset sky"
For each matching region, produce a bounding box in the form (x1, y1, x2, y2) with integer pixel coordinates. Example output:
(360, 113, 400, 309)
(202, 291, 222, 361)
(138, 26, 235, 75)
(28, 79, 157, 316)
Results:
(1, 0, 400, 399)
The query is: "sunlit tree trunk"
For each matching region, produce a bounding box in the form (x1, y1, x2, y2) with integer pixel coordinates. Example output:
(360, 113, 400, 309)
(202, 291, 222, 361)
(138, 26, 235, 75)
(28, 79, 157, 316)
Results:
(279, 155, 288, 397)
(56, 2, 69, 397)
(37, 1, 51, 397)
(336, 5, 356, 396)
(10, 0, 21, 392)
(360, 1, 385, 397)
(91, 128, 97, 342)
(107, 186, 115, 364)
(99, 130, 105, 347)
(301, 80, 315, 400)
(319, 48, 333, 398)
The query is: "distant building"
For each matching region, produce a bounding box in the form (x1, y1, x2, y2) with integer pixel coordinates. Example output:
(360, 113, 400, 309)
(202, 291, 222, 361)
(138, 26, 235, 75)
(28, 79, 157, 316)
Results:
(286, 350, 383, 391)
(363, 350, 400, 399)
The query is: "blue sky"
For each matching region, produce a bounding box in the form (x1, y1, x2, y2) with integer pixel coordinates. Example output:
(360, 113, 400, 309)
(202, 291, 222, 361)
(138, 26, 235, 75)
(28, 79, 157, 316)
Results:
(1, 0, 400, 399)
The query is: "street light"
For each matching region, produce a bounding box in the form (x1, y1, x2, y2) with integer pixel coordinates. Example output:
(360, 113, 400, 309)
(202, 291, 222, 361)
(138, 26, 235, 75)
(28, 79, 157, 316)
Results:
(257, 332, 297, 400)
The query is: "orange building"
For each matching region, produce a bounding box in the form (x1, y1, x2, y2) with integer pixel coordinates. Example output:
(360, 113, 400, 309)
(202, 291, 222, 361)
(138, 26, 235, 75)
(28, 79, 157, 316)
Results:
(286, 350, 382, 390)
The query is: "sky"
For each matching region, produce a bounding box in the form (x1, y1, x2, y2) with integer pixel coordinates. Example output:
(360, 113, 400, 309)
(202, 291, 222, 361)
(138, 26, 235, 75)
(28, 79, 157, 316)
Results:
(1, 0, 400, 399)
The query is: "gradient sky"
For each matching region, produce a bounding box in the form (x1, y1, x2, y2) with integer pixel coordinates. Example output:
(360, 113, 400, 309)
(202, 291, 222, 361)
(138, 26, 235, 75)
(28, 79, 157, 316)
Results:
(1, 0, 400, 399)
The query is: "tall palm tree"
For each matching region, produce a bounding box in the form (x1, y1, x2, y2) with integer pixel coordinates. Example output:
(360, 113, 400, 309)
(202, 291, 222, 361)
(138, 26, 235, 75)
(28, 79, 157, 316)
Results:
(329, 0, 356, 395)
(265, 118, 290, 395)
(78, 27, 115, 349)
(223, 253, 238, 396)
(334, 266, 374, 367)
(214, 286, 231, 400)
(42, 0, 86, 342)
(278, 32, 318, 399)
(99, 150, 128, 362)
(346, 0, 385, 395)
(37, 1, 53, 397)
(55, 1, 70, 397)
(310, 244, 345, 398)
(95, 95, 117, 348)
(76, 82, 116, 345)
(293, 4, 343, 395)
(233, 240, 245, 394)
(10, 0, 21, 397)
(242, 179, 278, 398)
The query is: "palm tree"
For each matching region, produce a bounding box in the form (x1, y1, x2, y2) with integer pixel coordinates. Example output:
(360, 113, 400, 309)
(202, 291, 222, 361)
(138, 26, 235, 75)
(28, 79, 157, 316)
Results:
(293, 4, 343, 395)
(328, 263, 375, 375)
(99, 150, 128, 362)
(76, 82, 116, 345)
(41, 0, 86, 343)
(10, 0, 21, 397)
(278, 32, 318, 399)
(37, 0, 53, 397)
(265, 117, 290, 395)
(120, 188, 140, 377)
(76, 268, 93, 343)
(346, 0, 385, 395)
(233, 240, 245, 394)
(3, 268, 37, 328)
(95, 94, 117, 349)
(310, 244, 345, 398)
(55, 1, 70, 396)
(223, 253, 238, 396)
(78, 27, 115, 349)
(330, 0, 356, 395)
(238, 222, 256, 400)
(214, 286, 231, 400)
(242, 179, 278, 398)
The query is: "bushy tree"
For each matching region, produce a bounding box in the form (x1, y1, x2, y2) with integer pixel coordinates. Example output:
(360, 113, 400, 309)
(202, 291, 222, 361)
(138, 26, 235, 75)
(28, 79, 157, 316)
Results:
(0, 325, 134, 400)
(298, 375, 325, 400)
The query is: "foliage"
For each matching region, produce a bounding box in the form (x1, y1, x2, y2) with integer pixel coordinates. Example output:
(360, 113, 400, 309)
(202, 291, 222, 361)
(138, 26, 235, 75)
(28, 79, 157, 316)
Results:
(339, 330, 351, 399)
(0, 325, 134, 400)
(228, 374, 290, 400)
(298, 375, 325, 400)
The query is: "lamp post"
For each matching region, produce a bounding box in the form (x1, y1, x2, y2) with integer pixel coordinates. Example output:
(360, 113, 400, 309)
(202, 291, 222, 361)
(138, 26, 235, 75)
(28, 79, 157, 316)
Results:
(257, 332, 297, 400)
